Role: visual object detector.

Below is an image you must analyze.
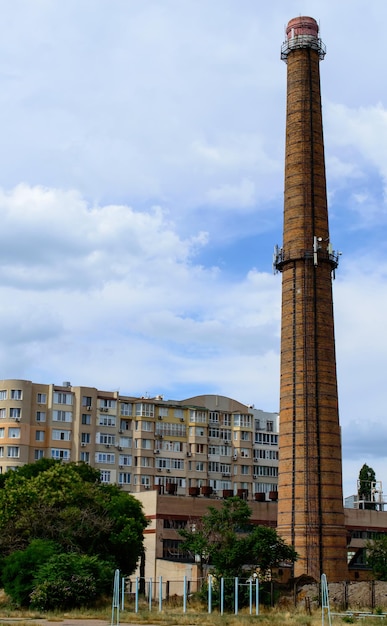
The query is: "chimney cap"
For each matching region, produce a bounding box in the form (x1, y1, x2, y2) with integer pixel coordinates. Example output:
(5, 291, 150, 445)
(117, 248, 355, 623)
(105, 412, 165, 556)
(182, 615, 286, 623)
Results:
(281, 16, 325, 62)
(286, 16, 319, 40)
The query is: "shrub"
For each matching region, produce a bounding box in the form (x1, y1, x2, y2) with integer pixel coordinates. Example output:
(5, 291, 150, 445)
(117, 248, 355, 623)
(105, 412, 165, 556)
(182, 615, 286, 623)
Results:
(2, 539, 59, 607)
(30, 552, 113, 611)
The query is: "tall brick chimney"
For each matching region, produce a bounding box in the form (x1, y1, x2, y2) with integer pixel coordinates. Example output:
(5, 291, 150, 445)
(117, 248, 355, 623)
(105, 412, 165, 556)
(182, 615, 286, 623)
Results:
(274, 16, 348, 581)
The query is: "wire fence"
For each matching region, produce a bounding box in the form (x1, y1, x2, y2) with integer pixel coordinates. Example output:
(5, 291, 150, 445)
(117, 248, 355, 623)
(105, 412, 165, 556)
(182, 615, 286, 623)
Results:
(120, 574, 261, 615)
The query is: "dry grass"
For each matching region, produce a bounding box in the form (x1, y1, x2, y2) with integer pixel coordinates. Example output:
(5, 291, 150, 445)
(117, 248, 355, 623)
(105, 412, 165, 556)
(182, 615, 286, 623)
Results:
(0, 591, 386, 626)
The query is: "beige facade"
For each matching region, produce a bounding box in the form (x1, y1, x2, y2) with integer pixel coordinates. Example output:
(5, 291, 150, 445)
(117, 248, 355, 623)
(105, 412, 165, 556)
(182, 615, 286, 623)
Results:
(0, 379, 279, 500)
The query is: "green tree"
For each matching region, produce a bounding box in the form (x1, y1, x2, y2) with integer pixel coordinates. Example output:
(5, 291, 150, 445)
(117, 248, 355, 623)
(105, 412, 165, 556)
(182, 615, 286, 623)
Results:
(366, 535, 387, 580)
(0, 458, 60, 488)
(179, 497, 297, 607)
(358, 463, 376, 510)
(0, 461, 148, 574)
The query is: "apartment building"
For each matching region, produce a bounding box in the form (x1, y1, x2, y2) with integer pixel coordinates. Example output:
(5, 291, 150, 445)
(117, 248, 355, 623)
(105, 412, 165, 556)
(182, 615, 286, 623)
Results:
(0, 379, 279, 500)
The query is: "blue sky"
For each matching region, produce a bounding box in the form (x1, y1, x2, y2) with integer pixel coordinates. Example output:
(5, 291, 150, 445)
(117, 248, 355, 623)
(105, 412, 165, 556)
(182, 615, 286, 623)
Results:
(1, 0, 387, 498)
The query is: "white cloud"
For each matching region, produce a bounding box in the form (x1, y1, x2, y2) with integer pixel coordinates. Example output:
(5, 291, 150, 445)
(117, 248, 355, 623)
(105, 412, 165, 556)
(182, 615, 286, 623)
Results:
(326, 102, 387, 222)
(206, 178, 256, 209)
(0, 184, 280, 401)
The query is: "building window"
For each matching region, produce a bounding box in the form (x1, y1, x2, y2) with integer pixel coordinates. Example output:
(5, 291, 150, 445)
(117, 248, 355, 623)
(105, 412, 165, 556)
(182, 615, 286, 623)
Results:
(98, 415, 116, 427)
(164, 441, 182, 452)
(0, 390, 7, 400)
(120, 403, 132, 416)
(34, 449, 44, 460)
(119, 436, 132, 448)
(7, 446, 20, 458)
(81, 433, 90, 444)
(135, 403, 154, 417)
(35, 431, 45, 442)
(51, 448, 70, 461)
(0, 446, 3, 457)
(163, 519, 187, 530)
(37, 393, 47, 404)
(118, 472, 131, 485)
(97, 433, 116, 446)
(158, 407, 168, 417)
(52, 430, 71, 441)
(156, 423, 186, 438)
(82, 413, 91, 425)
(255, 433, 278, 446)
(8, 427, 20, 438)
(0, 409, 6, 419)
(99, 399, 116, 409)
(82, 396, 93, 407)
(118, 454, 132, 466)
(11, 390, 22, 400)
(241, 465, 249, 475)
(54, 392, 73, 405)
(10, 408, 21, 419)
(254, 449, 278, 461)
(139, 439, 152, 450)
(233, 414, 252, 428)
(95, 453, 115, 464)
(267, 421, 274, 432)
(0, 428, 4, 438)
(80, 451, 90, 463)
(36, 411, 46, 422)
(53, 410, 72, 423)
(100, 470, 111, 483)
(162, 539, 188, 561)
(256, 466, 278, 477)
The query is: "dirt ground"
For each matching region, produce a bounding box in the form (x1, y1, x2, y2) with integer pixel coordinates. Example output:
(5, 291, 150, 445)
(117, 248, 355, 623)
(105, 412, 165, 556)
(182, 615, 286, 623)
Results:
(296, 581, 387, 610)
